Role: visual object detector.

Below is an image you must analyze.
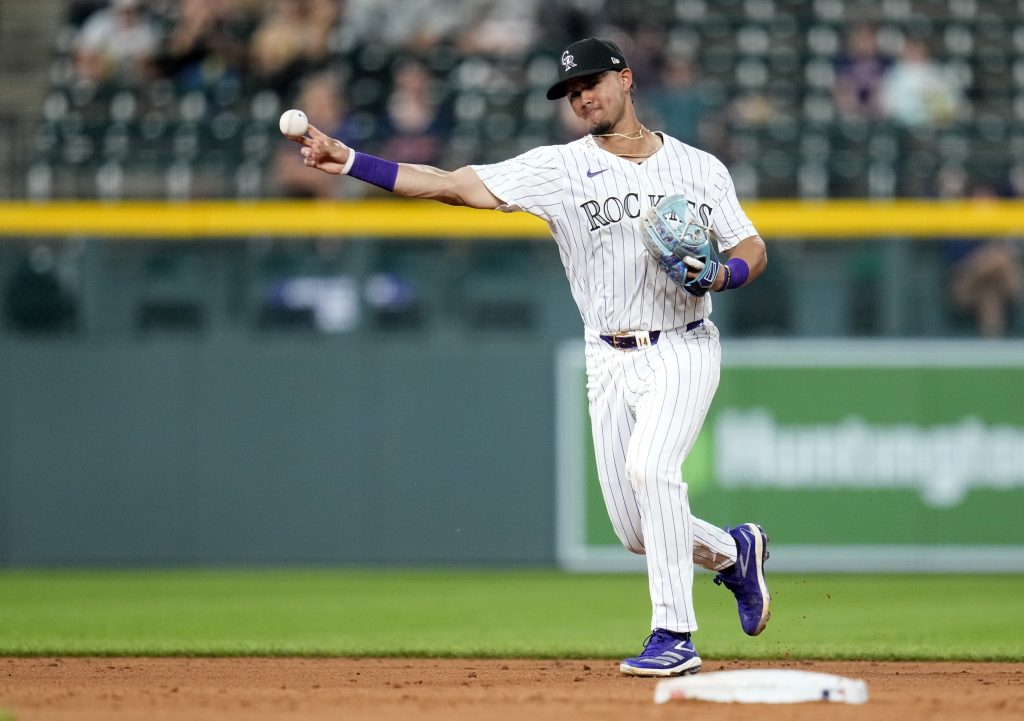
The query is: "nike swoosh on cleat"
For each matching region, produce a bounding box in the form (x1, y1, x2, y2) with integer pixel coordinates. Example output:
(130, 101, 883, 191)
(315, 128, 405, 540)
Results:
(586, 168, 608, 177)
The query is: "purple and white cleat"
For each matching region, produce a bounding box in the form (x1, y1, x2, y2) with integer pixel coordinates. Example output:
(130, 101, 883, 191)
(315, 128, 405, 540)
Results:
(714, 523, 772, 636)
(620, 629, 702, 677)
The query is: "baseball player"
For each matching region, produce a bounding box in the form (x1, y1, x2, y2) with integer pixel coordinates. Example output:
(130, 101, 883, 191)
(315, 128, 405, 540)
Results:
(294, 37, 771, 677)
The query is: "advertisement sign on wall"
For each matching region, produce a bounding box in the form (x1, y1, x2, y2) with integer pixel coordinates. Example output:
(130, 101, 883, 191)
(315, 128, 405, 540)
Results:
(556, 340, 1024, 572)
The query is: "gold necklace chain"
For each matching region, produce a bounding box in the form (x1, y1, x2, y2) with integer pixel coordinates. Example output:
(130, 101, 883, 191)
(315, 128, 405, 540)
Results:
(592, 125, 659, 158)
(592, 124, 650, 141)
(613, 149, 659, 158)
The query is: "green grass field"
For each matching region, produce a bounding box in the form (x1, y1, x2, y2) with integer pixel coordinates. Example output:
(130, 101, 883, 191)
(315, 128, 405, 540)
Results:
(1, 569, 1021, 660)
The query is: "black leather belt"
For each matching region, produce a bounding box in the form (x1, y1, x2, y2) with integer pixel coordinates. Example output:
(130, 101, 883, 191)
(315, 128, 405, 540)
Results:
(600, 319, 704, 350)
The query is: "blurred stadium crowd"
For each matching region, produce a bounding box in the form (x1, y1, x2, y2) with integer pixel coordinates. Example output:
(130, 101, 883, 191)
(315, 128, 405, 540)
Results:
(2, 0, 1023, 339)
(24, 0, 1024, 201)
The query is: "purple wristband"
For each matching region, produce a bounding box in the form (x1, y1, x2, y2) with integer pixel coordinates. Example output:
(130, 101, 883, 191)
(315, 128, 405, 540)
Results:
(348, 152, 399, 191)
(726, 258, 749, 289)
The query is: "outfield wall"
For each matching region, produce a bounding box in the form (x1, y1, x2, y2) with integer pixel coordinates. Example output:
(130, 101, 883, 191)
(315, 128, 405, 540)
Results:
(4, 335, 1023, 569)
(0, 337, 558, 566)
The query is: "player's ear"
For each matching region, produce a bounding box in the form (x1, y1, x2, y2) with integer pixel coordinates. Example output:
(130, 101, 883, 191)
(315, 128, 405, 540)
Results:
(619, 68, 633, 94)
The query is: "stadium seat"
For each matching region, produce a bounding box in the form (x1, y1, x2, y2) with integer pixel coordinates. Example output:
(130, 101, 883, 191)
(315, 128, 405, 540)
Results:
(21, 0, 1024, 201)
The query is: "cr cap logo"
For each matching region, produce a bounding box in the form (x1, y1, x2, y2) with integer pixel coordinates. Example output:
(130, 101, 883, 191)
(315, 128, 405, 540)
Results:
(561, 50, 576, 71)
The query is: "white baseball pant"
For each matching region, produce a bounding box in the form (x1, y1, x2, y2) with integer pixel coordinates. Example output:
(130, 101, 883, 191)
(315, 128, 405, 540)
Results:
(584, 321, 738, 633)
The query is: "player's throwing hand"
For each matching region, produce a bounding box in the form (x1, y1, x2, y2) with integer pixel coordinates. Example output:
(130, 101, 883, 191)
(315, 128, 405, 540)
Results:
(296, 125, 351, 175)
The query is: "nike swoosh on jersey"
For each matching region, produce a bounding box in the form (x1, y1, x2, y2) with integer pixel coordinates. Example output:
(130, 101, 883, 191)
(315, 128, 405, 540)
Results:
(586, 168, 608, 178)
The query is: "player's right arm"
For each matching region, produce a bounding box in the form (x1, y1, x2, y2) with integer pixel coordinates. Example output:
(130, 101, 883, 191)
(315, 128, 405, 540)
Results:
(394, 164, 502, 209)
(297, 124, 501, 210)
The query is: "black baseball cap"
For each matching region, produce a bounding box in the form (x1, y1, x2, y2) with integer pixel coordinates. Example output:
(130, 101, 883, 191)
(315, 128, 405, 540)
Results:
(546, 37, 630, 100)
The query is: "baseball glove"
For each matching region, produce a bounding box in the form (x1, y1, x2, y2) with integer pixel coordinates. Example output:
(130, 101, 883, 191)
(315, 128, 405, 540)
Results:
(640, 194, 720, 296)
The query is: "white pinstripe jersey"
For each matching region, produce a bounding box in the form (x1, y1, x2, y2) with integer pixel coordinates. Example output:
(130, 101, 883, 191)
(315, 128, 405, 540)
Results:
(471, 133, 758, 334)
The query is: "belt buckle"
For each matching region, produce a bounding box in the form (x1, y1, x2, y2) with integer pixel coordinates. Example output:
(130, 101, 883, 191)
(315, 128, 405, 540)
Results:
(607, 331, 632, 350)
(607, 331, 651, 350)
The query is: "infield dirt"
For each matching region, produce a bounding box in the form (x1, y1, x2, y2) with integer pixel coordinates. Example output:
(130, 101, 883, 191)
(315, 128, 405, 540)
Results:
(2, 657, 1021, 721)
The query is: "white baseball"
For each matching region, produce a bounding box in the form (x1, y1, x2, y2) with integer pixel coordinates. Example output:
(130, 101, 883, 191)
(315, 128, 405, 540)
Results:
(683, 256, 705, 271)
(279, 109, 308, 137)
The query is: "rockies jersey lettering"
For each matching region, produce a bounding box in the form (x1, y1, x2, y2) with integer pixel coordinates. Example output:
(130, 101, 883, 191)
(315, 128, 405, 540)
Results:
(579, 194, 715, 232)
(472, 133, 757, 333)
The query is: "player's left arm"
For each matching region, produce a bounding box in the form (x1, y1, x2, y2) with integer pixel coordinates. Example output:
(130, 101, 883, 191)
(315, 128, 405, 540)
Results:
(712, 234, 767, 291)
(703, 161, 768, 292)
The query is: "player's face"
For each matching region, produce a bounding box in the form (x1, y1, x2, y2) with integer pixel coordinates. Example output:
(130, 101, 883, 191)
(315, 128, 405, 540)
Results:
(566, 70, 631, 135)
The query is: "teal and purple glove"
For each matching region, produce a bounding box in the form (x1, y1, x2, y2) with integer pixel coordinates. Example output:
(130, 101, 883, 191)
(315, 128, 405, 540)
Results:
(640, 194, 720, 297)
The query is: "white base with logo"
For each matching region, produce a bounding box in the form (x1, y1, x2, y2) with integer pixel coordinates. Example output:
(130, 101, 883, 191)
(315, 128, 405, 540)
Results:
(654, 669, 868, 705)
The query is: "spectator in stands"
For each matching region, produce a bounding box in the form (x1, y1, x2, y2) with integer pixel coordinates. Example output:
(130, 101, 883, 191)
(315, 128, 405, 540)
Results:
(536, 2, 596, 49)
(729, 91, 779, 127)
(833, 23, 890, 121)
(647, 55, 713, 147)
(456, 0, 542, 57)
(879, 36, 963, 127)
(250, 0, 337, 96)
(378, 59, 449, 166)
(338, 0, 543, 55)
(615, 25, 664, 92)
(272, 73, 363, 199)
(336, 0, 467, 53)
(73, 0, 161, 85)
(937, 170, 1023, 337)
(155, 0, 257, 91)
